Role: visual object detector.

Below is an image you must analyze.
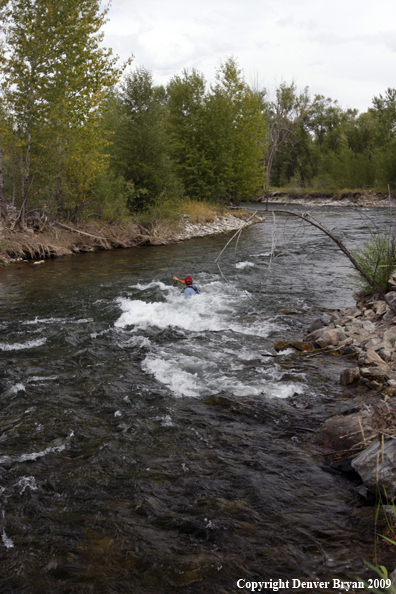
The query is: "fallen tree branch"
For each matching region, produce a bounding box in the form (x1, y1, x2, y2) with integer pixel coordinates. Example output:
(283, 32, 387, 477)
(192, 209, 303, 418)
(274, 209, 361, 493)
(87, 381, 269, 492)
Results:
(272, 210, 396, 315)
(53, 221, 109, 242)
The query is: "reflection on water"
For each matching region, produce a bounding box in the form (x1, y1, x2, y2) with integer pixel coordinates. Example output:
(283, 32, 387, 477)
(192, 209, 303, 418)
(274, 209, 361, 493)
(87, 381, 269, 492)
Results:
(0, 205, 394, 592)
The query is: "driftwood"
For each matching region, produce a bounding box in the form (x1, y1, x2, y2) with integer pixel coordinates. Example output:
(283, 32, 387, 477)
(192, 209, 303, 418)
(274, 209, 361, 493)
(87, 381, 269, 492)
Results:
(53, 221, 108, 242)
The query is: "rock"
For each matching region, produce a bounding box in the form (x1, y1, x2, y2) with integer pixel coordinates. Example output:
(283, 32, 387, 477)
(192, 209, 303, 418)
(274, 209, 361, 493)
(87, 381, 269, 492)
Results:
(305, 328, 325, 342)
(364, 349, 390, 369)
(274, 340, 313, 352)
(330, 311, 342, 322)
(377, 347, 393, 363)
(386, 291, 396, 305)
(384, 308, 395, 321)
(312, 410, 370, 455)
(384, 327, 396, 346)
(274, 340, 290, 352)
(316, 329, 340, 347)
(364, 337, 381, 350)
(383, 386, 396, 397)
(353, 289, 371, 302)
(385, 371, 396, 382)
(340, 367, 360, 386)
(362, 320, 376, 331)
(360, 367, 387, 383)
(309, 319, 326, 332)
(364, 309, 376, 319)
(366, 380, 382, 390)
(374, 301, 387, 316)
(335, 328, 347, 342)
(288, 341, 313, 352)
(352, 439, 396, 500)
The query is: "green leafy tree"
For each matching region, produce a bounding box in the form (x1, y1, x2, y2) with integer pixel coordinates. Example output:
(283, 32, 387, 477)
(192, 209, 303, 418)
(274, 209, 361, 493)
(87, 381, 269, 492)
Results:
(106, 67, 181, 212)
(0, 0, 127, 227)
(167, 57, 266, 202)
(167, 68, 211, 200)
(213, 57, 266, 200)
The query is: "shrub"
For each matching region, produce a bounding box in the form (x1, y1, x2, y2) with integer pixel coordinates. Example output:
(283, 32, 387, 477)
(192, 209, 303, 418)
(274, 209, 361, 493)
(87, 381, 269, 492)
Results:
(348, 227, 396, 294)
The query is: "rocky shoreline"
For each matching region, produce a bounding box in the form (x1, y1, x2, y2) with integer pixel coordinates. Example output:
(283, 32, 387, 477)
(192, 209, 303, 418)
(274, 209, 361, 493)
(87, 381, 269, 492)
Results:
(0, 212, 262, 264)
(256, 189, 396, 209)
(276, 275, 396, 502)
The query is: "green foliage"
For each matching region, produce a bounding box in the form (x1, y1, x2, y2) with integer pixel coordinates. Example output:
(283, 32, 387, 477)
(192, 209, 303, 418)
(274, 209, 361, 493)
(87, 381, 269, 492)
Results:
(167, 57, 266, 203)
(348, 227, 396, 294)
(88, 173, 132, 222)
(0, 0, 128, 223)
(105, 67, 182, 212)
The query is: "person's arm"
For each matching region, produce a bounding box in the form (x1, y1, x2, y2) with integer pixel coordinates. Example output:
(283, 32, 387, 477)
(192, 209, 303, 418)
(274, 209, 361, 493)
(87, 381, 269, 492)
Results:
(173, 275, 186, 286)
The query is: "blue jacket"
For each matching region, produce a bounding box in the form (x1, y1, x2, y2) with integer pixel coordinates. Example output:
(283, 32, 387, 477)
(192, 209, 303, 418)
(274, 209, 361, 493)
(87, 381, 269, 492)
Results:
(183, 284, 200, 299)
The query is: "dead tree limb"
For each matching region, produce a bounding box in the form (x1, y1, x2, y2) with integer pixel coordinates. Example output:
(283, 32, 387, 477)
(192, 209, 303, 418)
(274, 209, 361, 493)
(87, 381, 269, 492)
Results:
(53, 221, 108, 242)
(273, 209, 396, 315)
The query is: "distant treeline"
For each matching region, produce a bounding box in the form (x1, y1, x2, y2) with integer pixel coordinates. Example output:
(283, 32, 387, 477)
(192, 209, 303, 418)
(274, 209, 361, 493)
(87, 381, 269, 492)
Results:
(0, 0, 395, 228)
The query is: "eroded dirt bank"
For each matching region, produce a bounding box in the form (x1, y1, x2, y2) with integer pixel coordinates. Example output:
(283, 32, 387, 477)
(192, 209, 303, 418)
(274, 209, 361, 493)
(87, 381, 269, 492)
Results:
(0, 212, 261, 264)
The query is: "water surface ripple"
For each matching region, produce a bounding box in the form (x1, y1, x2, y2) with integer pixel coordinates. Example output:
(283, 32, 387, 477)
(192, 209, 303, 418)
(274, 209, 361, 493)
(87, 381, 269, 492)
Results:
(0, 205, 394, 593)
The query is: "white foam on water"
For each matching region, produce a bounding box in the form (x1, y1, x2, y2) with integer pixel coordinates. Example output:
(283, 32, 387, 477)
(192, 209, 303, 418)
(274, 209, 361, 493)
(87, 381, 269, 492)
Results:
(0, 338, 47, 351)
(132, 280, 169, 292)
(115, 281, 276, 338)
(2, 530, 14, 548)
(27, 376, 58, 383)
(114, 277, 307, 400)
(16, 476, 38, 494)
(277, 348, 296, 356)
(142, 356, 202, 398)
(9, 383, 26, 395)
(24, 317, 92, 326)
(235, 261, 255, 269)
(90, 328, 111, 339)
(153, 415, 174, 427)
(0, 431, 73, 464)
(266, 383, 304, 399)
(118, 335, 151, 349)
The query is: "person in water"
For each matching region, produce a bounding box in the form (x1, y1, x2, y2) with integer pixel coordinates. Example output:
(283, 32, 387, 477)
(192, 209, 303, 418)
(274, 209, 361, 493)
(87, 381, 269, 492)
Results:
(172, 275, 201, 299)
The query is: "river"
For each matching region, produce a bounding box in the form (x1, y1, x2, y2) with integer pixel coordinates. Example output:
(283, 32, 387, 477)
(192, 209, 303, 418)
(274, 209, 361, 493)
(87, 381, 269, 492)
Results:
(0, 204, 395, 593)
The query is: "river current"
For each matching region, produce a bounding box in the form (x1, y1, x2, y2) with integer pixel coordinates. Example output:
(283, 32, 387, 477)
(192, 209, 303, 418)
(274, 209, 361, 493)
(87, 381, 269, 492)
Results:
(0, 204, 395, 593)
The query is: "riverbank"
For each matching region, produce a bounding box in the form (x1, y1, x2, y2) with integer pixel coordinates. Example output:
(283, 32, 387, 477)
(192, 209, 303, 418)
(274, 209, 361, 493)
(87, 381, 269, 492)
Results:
(257, 189, 395, 208)
(0, 211, 261, 264)
(278, 280, 396, 503)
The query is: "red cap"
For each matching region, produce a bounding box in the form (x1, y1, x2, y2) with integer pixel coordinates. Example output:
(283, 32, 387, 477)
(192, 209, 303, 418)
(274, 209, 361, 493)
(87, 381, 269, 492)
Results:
(185, 276, 193, 285)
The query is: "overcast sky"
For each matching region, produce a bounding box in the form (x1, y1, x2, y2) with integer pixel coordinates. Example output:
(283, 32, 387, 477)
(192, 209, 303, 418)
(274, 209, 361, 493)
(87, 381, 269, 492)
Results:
(104, 0, 396, 113)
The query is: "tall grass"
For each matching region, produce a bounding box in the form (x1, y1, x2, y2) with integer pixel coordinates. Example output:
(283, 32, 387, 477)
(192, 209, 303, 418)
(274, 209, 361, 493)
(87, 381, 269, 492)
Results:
(348, 227, 396, 294)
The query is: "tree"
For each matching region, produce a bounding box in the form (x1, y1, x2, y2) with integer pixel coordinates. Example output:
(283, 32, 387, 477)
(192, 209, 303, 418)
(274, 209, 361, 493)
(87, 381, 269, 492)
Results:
(0, 0, 127, 227)
(263, 82, 310, 188)
(213, 57, 266, 201)
(167, 57, 266, 202)
(167, 68, 210, 200)
(370, 89, 396, 186)
(106, 67, 180, 212)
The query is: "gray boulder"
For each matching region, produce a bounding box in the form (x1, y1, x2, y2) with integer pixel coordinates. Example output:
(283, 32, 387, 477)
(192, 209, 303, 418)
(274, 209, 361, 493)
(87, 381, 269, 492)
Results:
(352, 439, 396, 500)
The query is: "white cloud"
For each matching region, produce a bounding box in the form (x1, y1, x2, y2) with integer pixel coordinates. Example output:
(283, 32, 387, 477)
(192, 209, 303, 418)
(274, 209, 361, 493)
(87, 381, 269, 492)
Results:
(103, 0, 396, 112)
